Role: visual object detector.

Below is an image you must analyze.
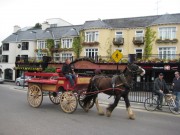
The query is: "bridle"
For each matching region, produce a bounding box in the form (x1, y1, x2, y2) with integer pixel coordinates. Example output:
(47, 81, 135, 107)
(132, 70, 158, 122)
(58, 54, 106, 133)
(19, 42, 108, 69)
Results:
(124, 65, 140, 77)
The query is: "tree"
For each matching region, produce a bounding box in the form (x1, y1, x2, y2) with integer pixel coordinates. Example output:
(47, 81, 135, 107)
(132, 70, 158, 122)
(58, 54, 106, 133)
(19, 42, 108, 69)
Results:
(144, 27, 156, 59)
(46, 39, 54, 56)
(72, 37, 82, 58)
(34, 23, 42, 29)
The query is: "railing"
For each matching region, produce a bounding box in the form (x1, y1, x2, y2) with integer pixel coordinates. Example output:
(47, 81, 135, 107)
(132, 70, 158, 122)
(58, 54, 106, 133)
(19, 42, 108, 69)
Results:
(113, 38, 124, 46)
(128, 82, 172, 103)
(133, 36, 144, 45)
(15, 54, 180, 64)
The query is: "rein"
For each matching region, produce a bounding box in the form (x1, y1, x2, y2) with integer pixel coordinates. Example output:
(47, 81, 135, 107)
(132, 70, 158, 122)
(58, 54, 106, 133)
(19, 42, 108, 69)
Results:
(84, 87, 125, 95)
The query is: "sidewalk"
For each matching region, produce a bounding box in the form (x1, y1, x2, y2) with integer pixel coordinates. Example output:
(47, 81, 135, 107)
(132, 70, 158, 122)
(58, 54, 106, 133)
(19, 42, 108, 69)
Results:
(98, 93, 174, 114)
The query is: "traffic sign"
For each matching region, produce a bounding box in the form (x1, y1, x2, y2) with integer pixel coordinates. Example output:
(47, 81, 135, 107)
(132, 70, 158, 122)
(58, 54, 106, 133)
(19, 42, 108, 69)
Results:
(111, 50, 123, 63)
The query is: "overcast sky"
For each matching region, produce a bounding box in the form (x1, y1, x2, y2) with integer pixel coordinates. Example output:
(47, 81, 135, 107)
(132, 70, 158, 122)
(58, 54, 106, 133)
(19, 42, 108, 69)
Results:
(0, 0, 180, 43)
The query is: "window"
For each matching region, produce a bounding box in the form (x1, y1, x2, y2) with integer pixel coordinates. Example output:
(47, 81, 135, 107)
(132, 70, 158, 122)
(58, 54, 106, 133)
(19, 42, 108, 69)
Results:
(2, 55, 8, 63)
(36, 53, 47, 60)
(135, 30, 143, 40)
(53, 53, 60, 62)
(85, 48, 98, 59)
(54, 40, 60, 49)
(22, 42, 29, 50)
(158, 47, 176, 59)
(50, 24, 57, 27)
(159, 27, 176, 40)
(37, 41, 47, 49)
(135, 49, 143, 59)
(85, 31, 99, 42)
(3, 43, 9, 51)
(62, 39, 72, 48)
(114, 32, 123, 42)
(61, 53, 72, 62)
(21, 55, 28, 62)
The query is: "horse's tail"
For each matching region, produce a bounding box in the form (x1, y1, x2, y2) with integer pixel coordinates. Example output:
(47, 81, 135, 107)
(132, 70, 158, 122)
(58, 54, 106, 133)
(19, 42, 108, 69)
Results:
(82, 78, 96, 110)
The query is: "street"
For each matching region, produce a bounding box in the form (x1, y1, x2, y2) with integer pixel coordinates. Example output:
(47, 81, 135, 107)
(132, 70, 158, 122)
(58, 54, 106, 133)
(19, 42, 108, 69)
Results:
(0, 83, 180, 135)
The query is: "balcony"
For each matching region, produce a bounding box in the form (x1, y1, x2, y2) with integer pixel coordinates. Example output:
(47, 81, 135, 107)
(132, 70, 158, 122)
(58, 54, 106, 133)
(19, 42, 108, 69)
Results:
(82, 41, 99, 46)
(133, 37, 144, 46)
(113, 38, 124, 46)
(156, 38, 178, 44)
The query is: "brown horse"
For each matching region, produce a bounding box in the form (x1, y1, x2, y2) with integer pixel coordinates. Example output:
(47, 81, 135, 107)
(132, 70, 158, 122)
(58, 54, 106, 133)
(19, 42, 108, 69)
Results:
(82, 63, 145, 119)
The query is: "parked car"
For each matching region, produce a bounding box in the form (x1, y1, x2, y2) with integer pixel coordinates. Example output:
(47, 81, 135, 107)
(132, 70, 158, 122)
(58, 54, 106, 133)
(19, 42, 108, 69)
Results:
(15, 76, 31, 86)
(0, 77, 4, 84)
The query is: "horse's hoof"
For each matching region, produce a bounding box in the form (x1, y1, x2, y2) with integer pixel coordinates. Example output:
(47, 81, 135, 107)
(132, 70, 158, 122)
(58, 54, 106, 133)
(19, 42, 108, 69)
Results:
(129, 114, 135, 120)
(84, 108, 89, 112)
(106, 109, 112, 117)
(98, 112, 105, 116)
(82, 106, 89, 112)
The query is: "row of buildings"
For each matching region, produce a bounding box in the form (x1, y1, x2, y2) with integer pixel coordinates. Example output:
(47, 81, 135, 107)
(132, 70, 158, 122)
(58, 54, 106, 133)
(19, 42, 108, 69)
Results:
(0, 13, 180, 81)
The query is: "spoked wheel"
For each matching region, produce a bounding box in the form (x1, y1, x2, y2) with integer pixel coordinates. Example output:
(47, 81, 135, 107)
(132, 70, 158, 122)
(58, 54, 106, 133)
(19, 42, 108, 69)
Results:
(49, 88, 64, 105)
(59, 91, 78, 114)
(27, 85, 43, 108)
(144, 97, 157, 111)
(169, 100, 180, 115)
(78, 93, 95, 109)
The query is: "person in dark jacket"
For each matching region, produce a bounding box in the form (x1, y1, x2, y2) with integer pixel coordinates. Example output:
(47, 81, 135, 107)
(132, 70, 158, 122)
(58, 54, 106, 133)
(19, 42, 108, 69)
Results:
(154, 73, 169, 110)
(62, 59, 76, 87)
(172, 71, 180, 112)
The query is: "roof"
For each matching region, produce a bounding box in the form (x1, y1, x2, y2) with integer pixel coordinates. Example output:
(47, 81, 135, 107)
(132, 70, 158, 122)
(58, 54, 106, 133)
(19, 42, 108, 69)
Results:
(103, 15, 160, 28)
(83, 19, 112, 29)
(150, 13, 180, 26)
(2, 25, 82, 43)
(103, 13, 180, 28)
(2, 13, 180, 43)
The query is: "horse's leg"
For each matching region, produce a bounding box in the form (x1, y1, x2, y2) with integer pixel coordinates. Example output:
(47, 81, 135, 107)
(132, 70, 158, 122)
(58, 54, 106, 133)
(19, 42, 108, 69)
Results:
(95, 95, 104, 115)
(83, 95, 93, 112)
(106, 94, 121, 117)
(123, 94, 135, 120)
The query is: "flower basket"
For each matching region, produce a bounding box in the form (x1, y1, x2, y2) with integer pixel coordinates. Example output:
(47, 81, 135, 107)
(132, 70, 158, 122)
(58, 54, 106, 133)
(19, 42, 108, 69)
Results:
(82, 42, 99, 46)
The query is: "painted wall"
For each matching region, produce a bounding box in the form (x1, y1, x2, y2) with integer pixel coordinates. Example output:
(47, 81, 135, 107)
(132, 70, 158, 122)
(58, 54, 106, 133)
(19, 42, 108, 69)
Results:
(80, 24, 180, 57)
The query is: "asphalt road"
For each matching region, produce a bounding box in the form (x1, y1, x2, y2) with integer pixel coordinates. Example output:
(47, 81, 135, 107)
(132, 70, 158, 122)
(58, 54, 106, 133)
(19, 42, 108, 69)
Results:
(0, 84, 180, 135)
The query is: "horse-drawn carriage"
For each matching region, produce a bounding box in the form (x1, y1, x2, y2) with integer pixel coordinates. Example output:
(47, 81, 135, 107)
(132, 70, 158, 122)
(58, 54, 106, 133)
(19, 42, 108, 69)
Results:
(25, 69, 94, 113)
(25, 63, 145, 119)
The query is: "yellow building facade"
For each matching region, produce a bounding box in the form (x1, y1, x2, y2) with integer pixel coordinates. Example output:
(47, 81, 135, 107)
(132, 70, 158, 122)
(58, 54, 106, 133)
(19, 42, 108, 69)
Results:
(79, 14, 180, 61)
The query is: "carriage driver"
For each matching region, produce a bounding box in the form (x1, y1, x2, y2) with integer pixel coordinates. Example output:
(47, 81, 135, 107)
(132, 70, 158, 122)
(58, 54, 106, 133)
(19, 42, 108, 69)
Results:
(62, 58, 76, 87)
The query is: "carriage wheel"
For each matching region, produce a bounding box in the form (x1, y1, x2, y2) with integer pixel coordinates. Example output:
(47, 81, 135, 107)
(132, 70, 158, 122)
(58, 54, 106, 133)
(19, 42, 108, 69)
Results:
(27, 85, 43, 108)
(49, 88, 64, 105)
(78, 93, 95, 109)
(59, 91, 78, 114)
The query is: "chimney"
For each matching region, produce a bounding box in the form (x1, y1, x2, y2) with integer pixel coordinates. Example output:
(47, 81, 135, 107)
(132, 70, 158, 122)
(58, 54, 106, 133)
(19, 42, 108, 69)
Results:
(14, 25, 21, 33)
(42, 22, 50, 30)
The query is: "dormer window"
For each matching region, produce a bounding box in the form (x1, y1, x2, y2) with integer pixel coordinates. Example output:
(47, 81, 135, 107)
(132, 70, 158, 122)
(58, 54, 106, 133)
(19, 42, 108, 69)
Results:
(85, 31, 99, 42)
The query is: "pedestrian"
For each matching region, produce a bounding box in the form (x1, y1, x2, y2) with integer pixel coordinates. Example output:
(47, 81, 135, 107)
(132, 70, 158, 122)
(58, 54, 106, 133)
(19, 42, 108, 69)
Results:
(172, 71, 180, 112)
(154, 73, 169, 110)
(62, 58, 76, 87)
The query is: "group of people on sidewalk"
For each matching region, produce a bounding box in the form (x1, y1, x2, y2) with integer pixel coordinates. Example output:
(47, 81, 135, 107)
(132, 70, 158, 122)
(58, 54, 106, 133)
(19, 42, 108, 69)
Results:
(154, 72, 180, 112)
(61, 58, 180, 112)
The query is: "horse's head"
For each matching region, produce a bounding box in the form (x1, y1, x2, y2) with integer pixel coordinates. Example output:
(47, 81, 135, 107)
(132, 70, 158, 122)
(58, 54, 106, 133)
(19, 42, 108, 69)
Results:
(126, 63, 145, 76)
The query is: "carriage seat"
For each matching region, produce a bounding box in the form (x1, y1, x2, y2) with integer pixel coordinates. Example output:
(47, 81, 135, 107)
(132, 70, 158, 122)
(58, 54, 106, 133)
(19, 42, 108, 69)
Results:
(56, 68, 64, 77)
